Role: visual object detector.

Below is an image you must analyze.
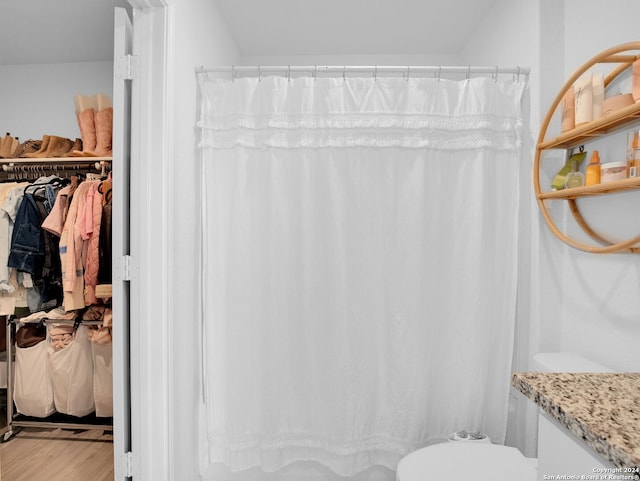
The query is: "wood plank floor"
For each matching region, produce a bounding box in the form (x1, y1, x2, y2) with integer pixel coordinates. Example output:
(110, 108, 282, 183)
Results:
(0, 427, 114, 481)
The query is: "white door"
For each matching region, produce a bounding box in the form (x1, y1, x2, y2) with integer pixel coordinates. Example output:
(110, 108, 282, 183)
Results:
(112, 7, 133, 480)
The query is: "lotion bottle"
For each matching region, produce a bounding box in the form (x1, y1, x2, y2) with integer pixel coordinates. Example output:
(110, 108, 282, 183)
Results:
(585, 150, 601, 186)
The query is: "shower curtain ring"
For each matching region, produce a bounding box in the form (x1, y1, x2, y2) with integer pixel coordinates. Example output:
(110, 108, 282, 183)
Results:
(494, 66, 499, 82)
(231, 65, 236, 82)
(374, 65, 377, 81)
(437, 66, 442, 82)
(313, 65, 317, 82)
(406, 65, 410, 81)
(258, 65, 262, 82)
(466, 65, 471, 80)
(287, 65, 291, 82)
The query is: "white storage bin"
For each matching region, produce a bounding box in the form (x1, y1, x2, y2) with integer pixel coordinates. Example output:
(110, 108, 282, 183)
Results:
(91, 334, 113, 417)
(48, 324, 95, 417)
(14, 329, 55, 418)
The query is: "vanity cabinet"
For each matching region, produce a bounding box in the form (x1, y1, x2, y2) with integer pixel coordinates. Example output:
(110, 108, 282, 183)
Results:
(512, 372, 640, 479)
(534, 41, 640, 253)
(538, 413, 611, 480)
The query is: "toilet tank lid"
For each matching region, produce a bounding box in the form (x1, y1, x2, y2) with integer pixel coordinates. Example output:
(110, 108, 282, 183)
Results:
(396, 443, 536, 481)
(533, 352, 614, 372)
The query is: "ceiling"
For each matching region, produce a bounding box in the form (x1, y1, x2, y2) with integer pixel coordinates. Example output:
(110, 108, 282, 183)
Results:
(1, 0, 497, 65)
(1, 0, 131, 65)
(215, 0, 498, 57)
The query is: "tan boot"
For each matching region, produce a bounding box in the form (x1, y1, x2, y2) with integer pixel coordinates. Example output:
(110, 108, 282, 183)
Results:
(0, 133, 16, 158)
(24, 135, 51, 158)
(64, 138, 82, 157)
(83, 94, 112, 157)
(45, 136, 74, 158)
(10, 137, 19, 156)
(72, 108, 97, 156)
(84, 107, 113, 157)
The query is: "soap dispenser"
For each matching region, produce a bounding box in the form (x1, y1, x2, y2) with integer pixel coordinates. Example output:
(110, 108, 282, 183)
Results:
(565, 159, 585, 188)
(585, 150, 601, 186)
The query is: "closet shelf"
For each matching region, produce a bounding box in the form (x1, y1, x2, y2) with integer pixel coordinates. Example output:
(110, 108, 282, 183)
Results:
(0, 157, 112, 164)
(538, 177, 640, 200)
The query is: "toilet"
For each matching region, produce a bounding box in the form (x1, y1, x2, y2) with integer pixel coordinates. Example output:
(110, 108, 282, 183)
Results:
(396, 352, 613, 481)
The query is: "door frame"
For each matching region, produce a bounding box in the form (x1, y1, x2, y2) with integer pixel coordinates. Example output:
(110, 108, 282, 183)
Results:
(123, 1, 175, 479)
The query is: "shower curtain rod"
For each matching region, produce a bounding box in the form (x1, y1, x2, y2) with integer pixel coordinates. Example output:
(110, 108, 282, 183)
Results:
(196, 65, 530, 78)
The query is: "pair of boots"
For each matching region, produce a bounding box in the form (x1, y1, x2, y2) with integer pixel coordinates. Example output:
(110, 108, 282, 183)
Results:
(0, 132, 20, 158)
(23, 135, 83, 158)
(72, 94, 113, 157)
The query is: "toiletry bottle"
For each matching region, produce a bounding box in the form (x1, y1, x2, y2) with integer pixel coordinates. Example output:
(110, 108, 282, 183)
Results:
(552, 151, 586, 190)
(585, 150, 601, 186)
(565, 159, 585, 188)
(574, 73, 593, 127)
(592, 73, 604, 121)
(628, 131, 639, 178)
(633, 58, 640, 103)
(561, 88, 575, 132)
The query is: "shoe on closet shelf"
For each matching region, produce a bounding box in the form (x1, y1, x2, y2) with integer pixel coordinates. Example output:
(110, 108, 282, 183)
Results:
(83, 106, 112, 157)
(12, 139, 43, 158)
(23, 134, 50, 158)
(76, 94, 112, 158)
(25, 135, 74, 158)
(62, 138, 82, 157)
(71, 94, 97, 156)
(0, 132, 17, 158)
(47, 135, 74, 158)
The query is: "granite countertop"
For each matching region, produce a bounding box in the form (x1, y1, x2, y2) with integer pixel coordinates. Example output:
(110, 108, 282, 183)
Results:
(512, 372, 640, 471)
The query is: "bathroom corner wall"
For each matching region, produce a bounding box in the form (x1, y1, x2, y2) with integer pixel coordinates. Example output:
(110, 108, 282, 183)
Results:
(463, 0, 640, 457)
(556, 0, 640, 372)
(166, 0, 240, 479)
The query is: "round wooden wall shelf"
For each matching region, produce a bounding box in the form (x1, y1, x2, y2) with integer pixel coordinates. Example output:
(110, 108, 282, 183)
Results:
(534, 42, 640, 253)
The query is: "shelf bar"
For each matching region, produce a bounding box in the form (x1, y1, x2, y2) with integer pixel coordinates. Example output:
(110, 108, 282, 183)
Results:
(538, 177, 640, 200)
(538, 102, 640, 150)
(600, 55, 640, 63)
(196, 64, 530, 77)
(10, 420, 113, 432)
(0, 157, 112, 164)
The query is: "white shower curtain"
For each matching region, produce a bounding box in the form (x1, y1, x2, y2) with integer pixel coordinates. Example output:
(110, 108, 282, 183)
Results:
(198, 73, 527, 479)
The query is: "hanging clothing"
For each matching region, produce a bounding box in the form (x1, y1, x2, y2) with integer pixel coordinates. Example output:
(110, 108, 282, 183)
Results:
(8, 193, 45, 276)
(97, 184, 112, 285)
(80, 181, 103, 305)
(60, 181, 93, 311)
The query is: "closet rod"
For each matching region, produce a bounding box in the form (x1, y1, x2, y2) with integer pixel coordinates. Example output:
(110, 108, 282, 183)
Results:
(196, 65, 530, 78)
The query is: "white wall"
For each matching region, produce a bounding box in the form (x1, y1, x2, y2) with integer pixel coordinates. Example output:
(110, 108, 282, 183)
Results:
(460, 0, 640, 374)
(457, 0, 640, 457)
(555, 0, 640, 372)
(166, 0, 239, 480)
(0, 61, 113, 141)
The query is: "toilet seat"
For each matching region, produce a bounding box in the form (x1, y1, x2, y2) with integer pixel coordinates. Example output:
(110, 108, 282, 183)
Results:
(396, 442, 536, 481)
